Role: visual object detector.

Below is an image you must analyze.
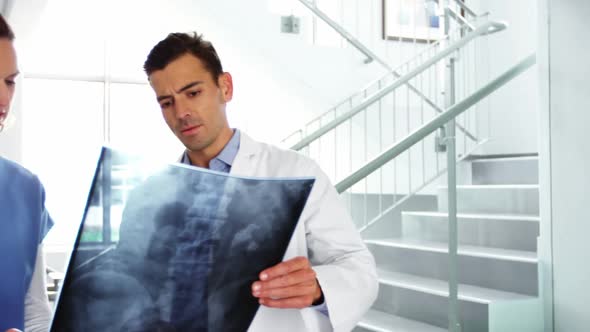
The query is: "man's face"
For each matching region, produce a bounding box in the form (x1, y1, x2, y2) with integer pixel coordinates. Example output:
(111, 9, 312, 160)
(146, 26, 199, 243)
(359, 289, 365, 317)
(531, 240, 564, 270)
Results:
(0, 39, 18, 128)
(149, 53, 233, 154)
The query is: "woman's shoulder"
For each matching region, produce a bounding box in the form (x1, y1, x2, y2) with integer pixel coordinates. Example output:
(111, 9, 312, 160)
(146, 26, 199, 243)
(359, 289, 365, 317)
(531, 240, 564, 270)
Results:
(0, 156, 42, 188)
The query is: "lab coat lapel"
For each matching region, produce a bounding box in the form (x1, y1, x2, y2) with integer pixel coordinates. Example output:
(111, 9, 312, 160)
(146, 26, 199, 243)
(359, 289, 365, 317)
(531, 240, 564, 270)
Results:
(230, 132, 261, 177)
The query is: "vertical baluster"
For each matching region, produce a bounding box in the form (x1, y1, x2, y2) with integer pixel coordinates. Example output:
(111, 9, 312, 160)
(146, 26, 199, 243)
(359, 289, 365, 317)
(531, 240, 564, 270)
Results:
(475, 37, 480, 142)
(476, 34, 481, 143)
(471, 39, 475, 147)
(434, 47, 441, 173)
(420, 55, 426, 184)
(392, 88, 397, 206)
(334, 108, 338, 182)
(339, 0, 345, 48)
(378, 80, 383, 215)
(363, 89, 368, 226)
(398, 0, 403, 64)
(413, 0, 418, 65)
(486, 15, 492, 138)
(318, 116, 322, 170)
(355, 0, 360, 40)
(406, 63, 412, 195)
(311, 0, 318, 45)
(461, 38, 470, 155)
(447, 75, 460, 332)
(446, 8, 460, 331)
(349, 116, 353, 223)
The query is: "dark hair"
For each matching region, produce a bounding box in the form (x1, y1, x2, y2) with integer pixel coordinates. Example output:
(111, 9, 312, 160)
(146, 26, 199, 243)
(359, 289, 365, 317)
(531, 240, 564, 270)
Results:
(144, 32, 223, 83)
(0, 14, 15, 40)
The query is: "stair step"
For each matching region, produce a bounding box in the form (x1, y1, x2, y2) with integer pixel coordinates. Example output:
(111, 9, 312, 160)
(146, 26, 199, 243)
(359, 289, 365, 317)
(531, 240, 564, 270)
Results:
(357, 309, 446, 332)
(402, 211, 540, 222)
(366, 238, 538, 263)
(378, 270, 534, 304)
(401, 211, 540, 251)
(366, 238, 538, 295)
(438, 185, 539, 215)
(448, 184, 539, 189)
(471, 156, 539, 185)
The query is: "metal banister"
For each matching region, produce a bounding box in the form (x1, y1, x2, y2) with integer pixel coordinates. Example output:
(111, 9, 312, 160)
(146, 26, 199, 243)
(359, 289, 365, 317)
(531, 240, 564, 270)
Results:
(291, 20, 508, 151)
(295, 0, 446, 136)
(335, 53, 536, 193)
(448, 6, 475, 31)
(285, 0, 486, 147)
(453, 0, 478, 18)
(297, 0, 381, 67)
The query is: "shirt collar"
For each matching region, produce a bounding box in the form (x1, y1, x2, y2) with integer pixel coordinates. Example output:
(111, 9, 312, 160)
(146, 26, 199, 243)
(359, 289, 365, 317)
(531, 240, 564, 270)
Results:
(181, 129, 241, 169)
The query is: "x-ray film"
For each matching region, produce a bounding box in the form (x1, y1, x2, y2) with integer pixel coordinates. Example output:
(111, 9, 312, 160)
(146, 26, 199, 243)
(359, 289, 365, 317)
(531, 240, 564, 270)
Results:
(50, 147, 314, 331)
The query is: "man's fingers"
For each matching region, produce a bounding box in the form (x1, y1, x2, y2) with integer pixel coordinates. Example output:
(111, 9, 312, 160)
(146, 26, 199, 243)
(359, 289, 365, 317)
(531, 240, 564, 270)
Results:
(258, 256, 309, 281)
(253, 280, 317, 299)
(253, 268, 316, 292)
(252, 256, 323, 309)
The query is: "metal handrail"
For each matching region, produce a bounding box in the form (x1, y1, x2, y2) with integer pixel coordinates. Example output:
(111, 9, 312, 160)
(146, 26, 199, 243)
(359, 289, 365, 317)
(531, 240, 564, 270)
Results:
(284, 0, 485, 146)
(297, 0, 380, 66)
(335, 53, 536, 193)
(452, 0, 477, 18)
(291, 20, 508, 151)
(295, 34, 446, 132)
(295, 0, 445, 138)
(448, 6, 475, 31)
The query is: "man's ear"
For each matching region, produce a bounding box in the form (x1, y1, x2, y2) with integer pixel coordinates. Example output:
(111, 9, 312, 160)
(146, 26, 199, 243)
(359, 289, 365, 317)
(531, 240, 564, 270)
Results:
(218, 72, 233, 102)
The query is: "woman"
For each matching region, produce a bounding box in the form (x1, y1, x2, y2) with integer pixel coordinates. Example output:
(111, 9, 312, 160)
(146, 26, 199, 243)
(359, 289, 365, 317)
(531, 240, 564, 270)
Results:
(0, 14, 54, 332)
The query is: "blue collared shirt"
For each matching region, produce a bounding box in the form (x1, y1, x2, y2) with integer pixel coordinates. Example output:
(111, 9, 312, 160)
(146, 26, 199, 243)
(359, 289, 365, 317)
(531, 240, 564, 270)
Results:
(181, 129, 241, 172)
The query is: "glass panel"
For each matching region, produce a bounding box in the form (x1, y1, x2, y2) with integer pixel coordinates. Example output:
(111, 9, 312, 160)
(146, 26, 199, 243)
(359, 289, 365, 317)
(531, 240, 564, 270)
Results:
(108, 83, 183, 161)
(23, 1, 106, 77)
(22, 78, 104, 245)
(108, 36, 163, 82)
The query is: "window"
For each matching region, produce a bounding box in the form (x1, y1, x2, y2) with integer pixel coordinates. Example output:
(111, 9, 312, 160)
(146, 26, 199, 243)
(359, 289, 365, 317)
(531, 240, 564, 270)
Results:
(21, 0, 184, 248)
(108, 83, 182, 160)
(22, 79, 104, 245)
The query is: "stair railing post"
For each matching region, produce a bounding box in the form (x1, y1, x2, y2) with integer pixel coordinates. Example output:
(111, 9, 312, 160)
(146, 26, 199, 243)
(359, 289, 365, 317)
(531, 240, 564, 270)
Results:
(444, 3, 461, 332)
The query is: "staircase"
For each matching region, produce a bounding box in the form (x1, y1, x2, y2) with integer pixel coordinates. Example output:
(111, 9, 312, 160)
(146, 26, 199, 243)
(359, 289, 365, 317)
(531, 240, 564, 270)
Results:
(285, 1, 543, 331)
(355, 156, 542, 332)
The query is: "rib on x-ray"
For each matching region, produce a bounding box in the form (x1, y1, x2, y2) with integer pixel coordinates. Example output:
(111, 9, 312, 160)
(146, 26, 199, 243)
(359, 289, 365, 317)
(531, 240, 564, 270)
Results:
(50, 147, 315, 332)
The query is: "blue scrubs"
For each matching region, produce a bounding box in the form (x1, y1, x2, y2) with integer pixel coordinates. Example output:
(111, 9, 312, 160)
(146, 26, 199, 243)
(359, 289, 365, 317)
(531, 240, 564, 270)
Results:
(0, 157, 53, 330)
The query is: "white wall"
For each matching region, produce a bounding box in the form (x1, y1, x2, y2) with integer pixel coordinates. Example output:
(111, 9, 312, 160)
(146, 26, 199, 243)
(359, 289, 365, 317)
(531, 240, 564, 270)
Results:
(470, 0, 539, 155)
(539, 0, 590, 331)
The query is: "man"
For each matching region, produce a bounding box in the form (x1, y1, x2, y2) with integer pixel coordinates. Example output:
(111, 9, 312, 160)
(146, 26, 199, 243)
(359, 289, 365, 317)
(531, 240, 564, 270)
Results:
(143, 32, 378, 331)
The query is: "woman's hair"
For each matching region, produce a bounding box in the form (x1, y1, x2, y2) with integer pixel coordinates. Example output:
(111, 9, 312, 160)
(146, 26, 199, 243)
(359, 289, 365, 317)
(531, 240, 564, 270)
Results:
(0, 14, 14, 41)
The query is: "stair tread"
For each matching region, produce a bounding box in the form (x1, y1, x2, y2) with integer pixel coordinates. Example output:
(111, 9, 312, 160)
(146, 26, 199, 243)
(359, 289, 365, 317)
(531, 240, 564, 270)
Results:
(470, 155, 538, 163)
(378, 270, 535, 304)
(402, 211, 540, 221)
(358, 309, 446, 332)
(365, 238, 537, 263)
(439, 184, 539, 189)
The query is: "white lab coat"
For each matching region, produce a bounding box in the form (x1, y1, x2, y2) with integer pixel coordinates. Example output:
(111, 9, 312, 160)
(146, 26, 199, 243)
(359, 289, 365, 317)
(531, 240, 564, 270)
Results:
(227, 132, 378, 332)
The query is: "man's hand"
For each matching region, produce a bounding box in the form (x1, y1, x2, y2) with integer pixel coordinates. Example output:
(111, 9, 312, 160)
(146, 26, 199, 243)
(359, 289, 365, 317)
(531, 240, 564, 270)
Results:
(252, 256, 323, 308)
